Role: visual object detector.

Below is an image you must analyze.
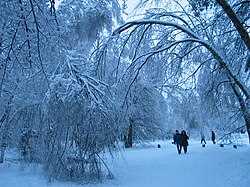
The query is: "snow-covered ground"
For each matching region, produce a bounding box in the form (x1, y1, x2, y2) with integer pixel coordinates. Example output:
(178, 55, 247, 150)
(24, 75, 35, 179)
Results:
(0, 139, 250, 187)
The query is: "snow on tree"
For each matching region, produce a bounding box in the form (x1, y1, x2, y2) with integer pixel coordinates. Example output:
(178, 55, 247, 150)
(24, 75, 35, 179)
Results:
(111, 0, 250, 142)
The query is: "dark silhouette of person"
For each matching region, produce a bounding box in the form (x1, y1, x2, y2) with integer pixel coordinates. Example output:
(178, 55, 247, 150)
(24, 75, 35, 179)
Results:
(173, 130, 178, 144)
(180, 130, 189, 154)
(211, 131, 216, 144)
(201, 133, 206, 145)
(173, 130, 181, 154)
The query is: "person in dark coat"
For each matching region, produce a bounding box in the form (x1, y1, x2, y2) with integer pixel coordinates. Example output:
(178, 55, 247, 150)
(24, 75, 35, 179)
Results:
(173, 130, 181, 154)
(180, 130, 189, 154)
(173, 130, 178, 144)
(200, 133, 206, 146)
(211, 131, 216, 144)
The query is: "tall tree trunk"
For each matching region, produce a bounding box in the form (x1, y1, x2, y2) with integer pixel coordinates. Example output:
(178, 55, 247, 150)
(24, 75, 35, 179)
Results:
(127, 123, 133, 148)
(0, 115, 9, 163)
(124, 118, 133, 148)
(230, 81, 250, 143)
(245, 113, 250, 143)
(0, 98, 13, 163)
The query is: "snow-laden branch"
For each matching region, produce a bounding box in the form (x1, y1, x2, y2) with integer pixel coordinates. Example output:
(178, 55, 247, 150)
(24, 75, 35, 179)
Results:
(64, 57, 108, 105)
(113, 20, 199, 40)
(216, 0, 250, 51)
(132, 38, 202, 63)
(113, 19, 250, 99)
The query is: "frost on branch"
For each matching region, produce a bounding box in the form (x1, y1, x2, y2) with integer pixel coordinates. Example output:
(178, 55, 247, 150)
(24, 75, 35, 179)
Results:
(42, 51, 118, 182)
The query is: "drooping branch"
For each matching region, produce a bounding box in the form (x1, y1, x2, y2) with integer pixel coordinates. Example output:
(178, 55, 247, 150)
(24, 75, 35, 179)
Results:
(113, 19, 250, 99)
(29, 0, 49, 86)
(121, 38, 202, 107)
(0, 21, 21, 97)
(113, 20, 199, 39)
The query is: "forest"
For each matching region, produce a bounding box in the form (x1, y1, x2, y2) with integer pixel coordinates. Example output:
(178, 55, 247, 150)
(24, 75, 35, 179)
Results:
(0, 0, 249, 186)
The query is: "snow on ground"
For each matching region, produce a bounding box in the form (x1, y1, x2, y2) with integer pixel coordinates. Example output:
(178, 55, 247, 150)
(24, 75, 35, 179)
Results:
(0, 139, 250, 187)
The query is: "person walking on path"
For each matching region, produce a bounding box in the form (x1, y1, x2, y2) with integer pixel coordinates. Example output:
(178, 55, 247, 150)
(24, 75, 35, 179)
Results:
(211, 131, 216, 144)
(180, 130, 189, 154)
(173, 130, 181, 154)
(201, 132, 206, 146)
(173, 130, 178, 144)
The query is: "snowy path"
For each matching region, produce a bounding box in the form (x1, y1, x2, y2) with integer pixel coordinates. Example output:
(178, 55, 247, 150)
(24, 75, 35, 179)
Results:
(0, 141, 250, 187)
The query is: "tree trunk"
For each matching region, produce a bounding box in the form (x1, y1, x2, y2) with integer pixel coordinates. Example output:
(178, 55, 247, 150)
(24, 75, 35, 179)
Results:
(127, 123, 133, 148)
(244, 112, 250, 143)
(0, 119, 9, 163)
(230, 80, 250, 143)
(0, 98, 13, 163)
(125, 119, 133, 148)
(0, 144, 7, 163)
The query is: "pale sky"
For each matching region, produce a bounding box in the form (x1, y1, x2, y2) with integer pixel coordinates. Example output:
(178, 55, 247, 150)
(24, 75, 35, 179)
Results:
(123, 0, 189, 21)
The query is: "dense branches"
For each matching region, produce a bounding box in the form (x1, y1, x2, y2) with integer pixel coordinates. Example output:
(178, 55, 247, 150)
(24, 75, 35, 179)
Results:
(110, 0, 250, 142)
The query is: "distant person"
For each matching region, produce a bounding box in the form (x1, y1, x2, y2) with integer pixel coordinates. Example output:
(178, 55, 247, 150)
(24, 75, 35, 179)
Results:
(211, 131, 216, 144)
(200, 133, 206, 146)
(180, 130, 189, 154)
(173, 130, 181, 154)
(240, 129, 245, 134)
(173, 130, 178, 144)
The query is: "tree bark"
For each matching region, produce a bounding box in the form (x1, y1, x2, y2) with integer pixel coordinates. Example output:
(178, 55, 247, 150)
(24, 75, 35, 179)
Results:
(230, 80, 250, 143)
(127, 123, 133, 148)
(125, 118, 133, 148)
(0, 118, 9, 163)
(0, 98, 13, 163)
(245, 113, 250, 143)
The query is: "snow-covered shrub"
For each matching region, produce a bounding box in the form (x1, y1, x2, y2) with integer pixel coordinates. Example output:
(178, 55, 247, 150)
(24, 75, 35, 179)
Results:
(42, 75, 118, 182)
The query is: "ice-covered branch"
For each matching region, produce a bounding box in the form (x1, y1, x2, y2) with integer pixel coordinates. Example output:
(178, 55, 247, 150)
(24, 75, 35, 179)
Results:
(113, 19, 250, 99)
